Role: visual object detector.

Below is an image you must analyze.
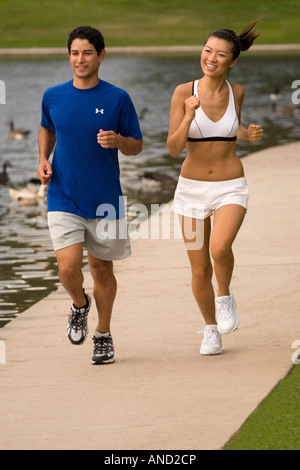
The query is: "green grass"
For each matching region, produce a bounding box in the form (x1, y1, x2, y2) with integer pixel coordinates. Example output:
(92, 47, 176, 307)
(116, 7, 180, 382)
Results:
(223, 365, 300, 450)
(0, 0, 299, 48)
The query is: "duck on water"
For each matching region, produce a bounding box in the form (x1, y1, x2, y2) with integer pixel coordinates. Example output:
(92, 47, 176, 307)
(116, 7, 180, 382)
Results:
(0, 161, 12, 184)
(7, 120, 31, 140)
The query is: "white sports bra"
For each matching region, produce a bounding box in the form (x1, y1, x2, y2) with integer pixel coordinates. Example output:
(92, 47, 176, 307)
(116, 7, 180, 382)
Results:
(187, 80, 239, 142)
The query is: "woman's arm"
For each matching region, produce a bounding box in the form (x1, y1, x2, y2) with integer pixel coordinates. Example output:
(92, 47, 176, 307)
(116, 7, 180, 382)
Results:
(167, 84, 199, 158)
(232, 83, 264, 142)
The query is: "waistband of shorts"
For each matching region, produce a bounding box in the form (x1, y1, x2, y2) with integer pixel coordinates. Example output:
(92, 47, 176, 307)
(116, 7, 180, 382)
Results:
(178, 175, 247, 187)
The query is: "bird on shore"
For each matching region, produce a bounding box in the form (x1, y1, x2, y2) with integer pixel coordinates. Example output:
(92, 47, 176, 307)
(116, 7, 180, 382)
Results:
(0, 161, 13, 184)
(269, 89, 300, 116)
(138, 107, 149, 120)
(269, 87, 282, 103)
(9, 183, 47, 206)
(142, 171, 177, 189)
(271, 101, 300, 116)
(7, 120, 31, 140)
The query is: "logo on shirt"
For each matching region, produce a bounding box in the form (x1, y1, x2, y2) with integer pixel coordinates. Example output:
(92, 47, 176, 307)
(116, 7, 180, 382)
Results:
(95, 108, 104, 114)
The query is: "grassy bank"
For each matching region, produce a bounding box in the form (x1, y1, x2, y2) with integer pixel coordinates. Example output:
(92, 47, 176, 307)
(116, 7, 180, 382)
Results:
(0, 0, 300, 48)
(224, 364, 300, 450)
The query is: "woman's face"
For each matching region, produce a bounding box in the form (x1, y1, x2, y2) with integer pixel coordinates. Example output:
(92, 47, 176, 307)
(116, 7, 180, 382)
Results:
(200, 36, 238, 77)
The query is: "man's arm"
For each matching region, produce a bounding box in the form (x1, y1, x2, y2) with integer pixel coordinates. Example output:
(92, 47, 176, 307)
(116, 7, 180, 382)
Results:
(37, 125, 56, 184)
(97, 130, 142, 156)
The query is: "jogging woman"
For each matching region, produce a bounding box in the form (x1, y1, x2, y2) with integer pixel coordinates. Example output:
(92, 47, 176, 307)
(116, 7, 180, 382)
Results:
(167, 20, 263, 355)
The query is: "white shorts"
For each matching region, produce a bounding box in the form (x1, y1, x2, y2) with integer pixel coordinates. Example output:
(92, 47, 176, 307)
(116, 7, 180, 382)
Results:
(173, 176, 249, 219)
(48, 212, 131, 261)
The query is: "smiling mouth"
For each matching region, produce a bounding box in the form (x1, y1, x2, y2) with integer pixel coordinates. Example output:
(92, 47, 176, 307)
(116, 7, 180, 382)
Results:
(206, 63, 217, 70)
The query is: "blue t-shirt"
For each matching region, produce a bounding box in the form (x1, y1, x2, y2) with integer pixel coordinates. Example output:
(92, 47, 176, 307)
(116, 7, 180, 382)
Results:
(41, 79, 142, 219)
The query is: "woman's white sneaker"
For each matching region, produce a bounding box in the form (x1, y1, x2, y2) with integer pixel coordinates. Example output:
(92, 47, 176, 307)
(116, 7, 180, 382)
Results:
(200, 325, 222, 355)
(216, 291, 239, 334)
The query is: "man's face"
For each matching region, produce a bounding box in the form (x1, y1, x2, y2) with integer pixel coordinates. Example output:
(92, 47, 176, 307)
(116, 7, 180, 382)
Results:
(69, 38, 105, 81)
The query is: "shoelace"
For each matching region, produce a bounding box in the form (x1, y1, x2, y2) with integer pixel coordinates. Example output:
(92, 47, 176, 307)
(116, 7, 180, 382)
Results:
(216, 298, 231, 319)
(197, 328, 220, 342)
(69, 310, 87, 331)
(93, 336, 113, 355)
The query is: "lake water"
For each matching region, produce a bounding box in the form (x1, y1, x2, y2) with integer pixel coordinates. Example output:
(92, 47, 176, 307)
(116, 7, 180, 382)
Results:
(0, 54, 299, 327)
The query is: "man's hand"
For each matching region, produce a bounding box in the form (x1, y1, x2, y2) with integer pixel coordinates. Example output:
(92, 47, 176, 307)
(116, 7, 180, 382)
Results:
(97, 129, 119, 149)
(37, 126, 55, 184)
(37, 159, 52, 185)
(97, 129, 142, 156)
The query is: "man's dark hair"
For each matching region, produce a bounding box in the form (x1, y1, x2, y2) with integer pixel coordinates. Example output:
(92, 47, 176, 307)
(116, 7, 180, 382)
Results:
(67, 26, 105, 55)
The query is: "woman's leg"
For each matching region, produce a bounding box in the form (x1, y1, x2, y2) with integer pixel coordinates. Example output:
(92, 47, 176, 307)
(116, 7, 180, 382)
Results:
(181, 215, 216, 325)
(210, 204, 246, 296)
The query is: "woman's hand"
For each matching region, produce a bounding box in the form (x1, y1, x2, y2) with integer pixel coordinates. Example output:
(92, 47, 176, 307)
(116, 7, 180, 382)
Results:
(247, 124, 263, 142)
(184, 95, 200, 122)
(167, 83, 199, 158)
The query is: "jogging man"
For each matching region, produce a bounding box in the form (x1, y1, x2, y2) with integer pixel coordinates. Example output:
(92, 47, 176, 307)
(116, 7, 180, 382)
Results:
(37, 26, 142, 364)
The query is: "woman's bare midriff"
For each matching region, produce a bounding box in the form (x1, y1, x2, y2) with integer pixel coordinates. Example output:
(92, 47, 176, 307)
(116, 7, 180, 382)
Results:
(181, 141, 245, 181)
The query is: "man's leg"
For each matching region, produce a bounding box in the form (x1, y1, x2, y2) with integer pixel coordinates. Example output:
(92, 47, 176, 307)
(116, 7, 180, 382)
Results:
(87, 252, 116, 333)
(56, 242, 91, 345)
(87, 252, 116, 364)
(55, 242, 86, 308)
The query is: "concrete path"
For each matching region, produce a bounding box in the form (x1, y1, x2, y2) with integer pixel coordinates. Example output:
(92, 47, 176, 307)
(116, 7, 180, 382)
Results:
(0, 142, 299, 450)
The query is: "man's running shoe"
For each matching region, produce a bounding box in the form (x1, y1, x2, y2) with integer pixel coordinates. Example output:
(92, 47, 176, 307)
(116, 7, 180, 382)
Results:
(199, 325, 222, 355)
(66, 291, 91, 345)
(91, 332, 115, 364)
(216, 291, 239, 334)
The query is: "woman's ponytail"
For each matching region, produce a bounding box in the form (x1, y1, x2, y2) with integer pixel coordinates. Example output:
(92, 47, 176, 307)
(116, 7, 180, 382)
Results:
(238, 19, 260, 53)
